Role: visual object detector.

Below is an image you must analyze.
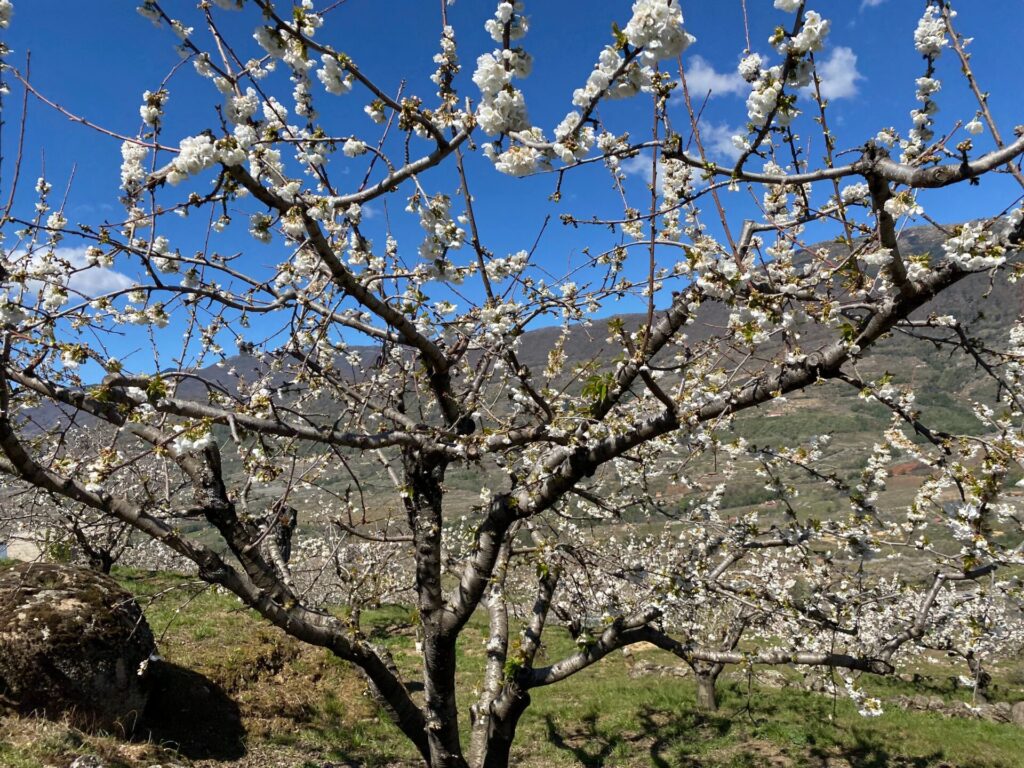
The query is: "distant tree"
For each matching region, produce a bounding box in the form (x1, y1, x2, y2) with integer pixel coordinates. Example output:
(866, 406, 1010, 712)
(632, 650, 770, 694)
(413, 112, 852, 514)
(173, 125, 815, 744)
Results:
(0, 1, 1023, 766)
(0, 430, 191, 573)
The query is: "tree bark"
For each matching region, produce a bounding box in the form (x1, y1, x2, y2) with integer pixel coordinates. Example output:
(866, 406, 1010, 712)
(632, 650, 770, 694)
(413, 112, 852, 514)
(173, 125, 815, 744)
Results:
(90, 551, 114, 574)
(476, 689, 530, 768)
(421, 635, 468, 768)
(404, 449, 468, 768)
(694, 665, 723, 712)
(965, 651, 992, 702)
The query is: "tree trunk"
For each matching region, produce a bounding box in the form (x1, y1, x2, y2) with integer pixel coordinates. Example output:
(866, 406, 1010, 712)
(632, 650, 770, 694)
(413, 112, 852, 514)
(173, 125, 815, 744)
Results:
(87, 550, 114, 574)
(694, 667, 722, 712)
(472, 689, 530, 768)
(404, 450, 468, 768)
(479, 728, 516, 768)
(965, 652, 992, 702)
(421, 632, 468, 768)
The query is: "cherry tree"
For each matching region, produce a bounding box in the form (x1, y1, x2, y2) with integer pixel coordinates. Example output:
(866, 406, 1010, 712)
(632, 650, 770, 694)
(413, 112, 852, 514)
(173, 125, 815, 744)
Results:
(1, 1, 1023, 766)
(0, 429, 192, 572)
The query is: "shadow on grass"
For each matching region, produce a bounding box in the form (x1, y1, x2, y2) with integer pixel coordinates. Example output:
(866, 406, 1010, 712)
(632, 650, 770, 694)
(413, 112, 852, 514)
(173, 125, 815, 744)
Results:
(810, 732, 945, 768)
(542, 686, 952, 768)
(138, 660, 246, 760)
(283, 690, 416, 768)
(543, 706, 734, 768)
(642, 707, 735, 768)
(543, 711, 624, 767)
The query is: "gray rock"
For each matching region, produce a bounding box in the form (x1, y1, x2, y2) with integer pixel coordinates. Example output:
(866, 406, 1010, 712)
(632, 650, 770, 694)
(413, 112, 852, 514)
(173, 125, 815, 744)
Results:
(1011, 701, 1024, 727)
(757, 670, 790, 688)
(626, 658, 689, 679)
(987, 702, 1011, 723)
(0, 563, 155, 732)
(891, 694, 1020, 724)
(69, 756, 106, 768)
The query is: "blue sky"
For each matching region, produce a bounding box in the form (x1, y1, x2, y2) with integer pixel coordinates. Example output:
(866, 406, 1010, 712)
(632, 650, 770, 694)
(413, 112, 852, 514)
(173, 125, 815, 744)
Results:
(1, 1, 1022, 373)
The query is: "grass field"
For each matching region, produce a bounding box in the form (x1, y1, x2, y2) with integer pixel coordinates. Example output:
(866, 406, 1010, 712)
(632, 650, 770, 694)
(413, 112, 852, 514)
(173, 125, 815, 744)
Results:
(1, 568, 1023, 768)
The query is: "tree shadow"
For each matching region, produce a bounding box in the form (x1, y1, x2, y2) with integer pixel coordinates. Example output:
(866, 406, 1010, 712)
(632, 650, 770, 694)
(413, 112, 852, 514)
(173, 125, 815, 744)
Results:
(539, 686, 951, 768)
(872, 673, 960, 699)
(543, 711, 624, 767)
(542, 705, 733, 768)
(640, 706, 734, 768)
(137, 660, 247, 760)
(810, 731, 945, 768)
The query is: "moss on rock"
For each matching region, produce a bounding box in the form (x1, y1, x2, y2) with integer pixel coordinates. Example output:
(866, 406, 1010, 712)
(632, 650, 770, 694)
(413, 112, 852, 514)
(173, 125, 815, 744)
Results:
(0, 563, 155, 732)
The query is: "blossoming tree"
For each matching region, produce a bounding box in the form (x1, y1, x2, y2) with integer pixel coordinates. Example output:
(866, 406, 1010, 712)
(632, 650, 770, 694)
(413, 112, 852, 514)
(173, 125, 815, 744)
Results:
(1, 0, 1023, 766)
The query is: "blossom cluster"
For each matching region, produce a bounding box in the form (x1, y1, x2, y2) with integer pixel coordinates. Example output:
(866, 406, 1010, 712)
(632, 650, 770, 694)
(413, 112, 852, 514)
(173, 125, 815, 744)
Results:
(622, 0, 694, 62)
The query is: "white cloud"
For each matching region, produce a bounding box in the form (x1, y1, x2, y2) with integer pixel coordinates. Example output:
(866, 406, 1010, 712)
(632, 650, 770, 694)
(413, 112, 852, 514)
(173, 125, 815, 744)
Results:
(700, 122, 744, 162)
(814, 46, 864, 100)
(683, 55, 747, 99)
(625, 152, 701, 198)
(69, 267, 135, 297)
(621, 124, 742, 184)
(620, 153, 656, 185)
(62, 248, 135, 297)
(621, 152, 676, 197)
(861, 0, 887, 8)
(21, 247, 135, 299)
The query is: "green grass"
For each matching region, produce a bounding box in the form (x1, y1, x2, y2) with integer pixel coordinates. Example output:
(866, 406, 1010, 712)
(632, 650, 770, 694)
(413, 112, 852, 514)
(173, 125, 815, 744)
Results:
(501, 652, 1024, 768)
(1, 568, 1022, 767)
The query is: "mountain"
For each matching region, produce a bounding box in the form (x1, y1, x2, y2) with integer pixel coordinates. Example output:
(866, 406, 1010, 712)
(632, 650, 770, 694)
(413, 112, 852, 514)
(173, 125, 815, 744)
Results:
(15, 224, 1024, 518)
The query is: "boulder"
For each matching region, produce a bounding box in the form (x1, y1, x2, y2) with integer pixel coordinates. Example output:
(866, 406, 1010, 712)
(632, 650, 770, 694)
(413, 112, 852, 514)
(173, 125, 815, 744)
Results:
(626, 658, 689, 679)
(757, 670, 790, 689)
(1012, 701, 1024, 727)
(892, 694, 1020, 725)
(987, 702, 1012, 724)
(0, 562, 156, 731)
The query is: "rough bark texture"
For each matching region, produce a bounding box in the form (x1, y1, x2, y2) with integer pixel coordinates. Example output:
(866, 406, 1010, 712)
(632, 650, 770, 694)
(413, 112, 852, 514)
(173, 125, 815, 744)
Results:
(404, 451, 469, 768)
(694, 665, 723, 713)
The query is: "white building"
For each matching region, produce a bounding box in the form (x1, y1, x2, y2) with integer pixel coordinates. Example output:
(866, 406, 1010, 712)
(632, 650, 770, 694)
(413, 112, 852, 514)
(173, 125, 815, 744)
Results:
(0, 532, 43, 561)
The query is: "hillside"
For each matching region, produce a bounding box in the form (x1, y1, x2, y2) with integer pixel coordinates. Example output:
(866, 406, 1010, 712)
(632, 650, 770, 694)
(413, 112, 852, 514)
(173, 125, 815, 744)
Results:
(12, 224, 1023, 529)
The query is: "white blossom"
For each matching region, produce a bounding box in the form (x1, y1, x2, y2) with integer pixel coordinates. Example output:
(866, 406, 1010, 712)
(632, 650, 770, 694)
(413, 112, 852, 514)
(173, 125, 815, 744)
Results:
(491, 145, 540, 176)
(472, 52, 512, 97)
(785, 10, 830, 55)
(738, 52, 762, 82)
(342, 138, 368, 157)
(860, 248, 892, 267)
(254, 26, 287, 58)
(226, 88, 259, 123)
(840, 183, 870, 204)
(139, 89, 168, 126)
(942, 222, 1007, 271)
(883, 192, 922, 218)
(484, 1, 528, 43)
(552, 111, 596, 163)
(167, 134, 216, 185)
(477, 88, 530, 135)
(573, 46, 648, 107)
(317, 53, 353, 95)
(914, 6, 947, 56)
(746, 66, 786, 126)
(120, 141, 149, 190)
(623, 0, 694, 61)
